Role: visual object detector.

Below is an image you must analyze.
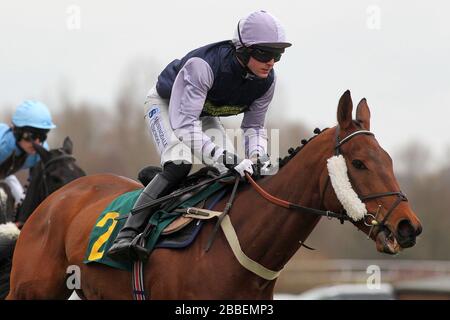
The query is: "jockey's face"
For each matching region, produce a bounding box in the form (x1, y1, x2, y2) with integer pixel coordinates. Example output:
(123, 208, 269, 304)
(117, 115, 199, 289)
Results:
(15, 126, 48, 154)
(246, 56, 275, 78)
(18, 138, 40, 154)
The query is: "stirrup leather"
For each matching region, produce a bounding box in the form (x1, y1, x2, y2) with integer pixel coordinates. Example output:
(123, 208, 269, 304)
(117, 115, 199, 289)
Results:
(130, 233, 150, 261)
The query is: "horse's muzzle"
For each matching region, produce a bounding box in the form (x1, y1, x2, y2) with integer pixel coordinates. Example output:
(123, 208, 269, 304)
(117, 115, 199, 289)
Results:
(375, 227, 401, 254)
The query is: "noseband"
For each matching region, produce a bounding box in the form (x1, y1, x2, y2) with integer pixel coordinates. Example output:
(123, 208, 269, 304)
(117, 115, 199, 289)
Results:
(333, 127, 408, 234)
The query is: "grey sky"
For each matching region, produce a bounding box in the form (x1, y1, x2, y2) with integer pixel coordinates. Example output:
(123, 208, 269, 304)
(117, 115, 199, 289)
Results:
(1, 0, 449, 169)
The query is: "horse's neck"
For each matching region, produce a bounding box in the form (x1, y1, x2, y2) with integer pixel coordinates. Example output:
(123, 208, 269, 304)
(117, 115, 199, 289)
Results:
(231, 130, 335, 271)
(15, 167, 45, 223)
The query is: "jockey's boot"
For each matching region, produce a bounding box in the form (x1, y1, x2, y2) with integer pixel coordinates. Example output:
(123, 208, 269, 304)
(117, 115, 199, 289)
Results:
(107, 173, 172, 262)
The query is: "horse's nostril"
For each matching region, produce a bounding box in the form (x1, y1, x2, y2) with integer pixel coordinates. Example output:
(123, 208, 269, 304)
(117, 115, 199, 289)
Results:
(397, 219, 416, 239)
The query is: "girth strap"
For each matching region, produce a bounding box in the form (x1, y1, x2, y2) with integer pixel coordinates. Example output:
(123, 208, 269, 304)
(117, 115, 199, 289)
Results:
(220, 215, 282, 280)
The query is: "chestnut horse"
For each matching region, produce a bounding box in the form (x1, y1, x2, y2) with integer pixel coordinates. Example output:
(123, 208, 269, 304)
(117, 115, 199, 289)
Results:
(7, 91, 422, 299)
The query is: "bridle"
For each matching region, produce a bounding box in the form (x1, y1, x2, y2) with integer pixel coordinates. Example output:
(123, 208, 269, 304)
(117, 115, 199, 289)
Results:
(38, 152, 76, 197)
(333, 126, 408, 235)
(196, 127, 411, 281)
(246, 126, 408, 238)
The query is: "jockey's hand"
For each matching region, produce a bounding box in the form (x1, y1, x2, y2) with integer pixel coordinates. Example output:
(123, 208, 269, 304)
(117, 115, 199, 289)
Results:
(250, 154, 272, 177)
(251, 153, 272, 168)
(233, 159, 254, 178)
(218, 151, 254, 178)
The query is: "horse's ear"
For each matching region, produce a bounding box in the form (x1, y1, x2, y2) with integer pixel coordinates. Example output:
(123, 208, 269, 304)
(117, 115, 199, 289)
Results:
(356, 98, 371, 130)
(337, 90, 353, 129)
(62, 137, 73, 155)
(33, 142, 51, 163)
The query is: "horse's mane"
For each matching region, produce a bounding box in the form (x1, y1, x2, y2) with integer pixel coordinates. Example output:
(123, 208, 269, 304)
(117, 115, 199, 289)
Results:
(15, 146, 85, 224)
(278, 127, 329, 168)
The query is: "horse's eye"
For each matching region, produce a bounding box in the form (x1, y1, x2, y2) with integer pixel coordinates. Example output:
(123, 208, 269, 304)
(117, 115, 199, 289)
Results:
(352, 159, 367, 170)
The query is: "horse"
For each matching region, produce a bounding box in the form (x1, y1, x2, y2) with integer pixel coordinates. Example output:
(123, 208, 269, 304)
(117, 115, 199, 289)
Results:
(0, 137, 85, 299)
(7, 91, 422, 299)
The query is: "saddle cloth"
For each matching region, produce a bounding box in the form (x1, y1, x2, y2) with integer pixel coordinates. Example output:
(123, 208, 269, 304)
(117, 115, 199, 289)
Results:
(83, 181, 228, 271)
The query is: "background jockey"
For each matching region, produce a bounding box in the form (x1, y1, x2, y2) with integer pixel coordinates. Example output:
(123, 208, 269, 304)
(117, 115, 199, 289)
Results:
(107, 10, 292, 261)
(0, 100, 56, 214)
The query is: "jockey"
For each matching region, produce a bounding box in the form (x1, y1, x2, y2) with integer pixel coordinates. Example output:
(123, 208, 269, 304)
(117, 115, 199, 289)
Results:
(0, 100, 56, 210)
(107, 10, 291, 261)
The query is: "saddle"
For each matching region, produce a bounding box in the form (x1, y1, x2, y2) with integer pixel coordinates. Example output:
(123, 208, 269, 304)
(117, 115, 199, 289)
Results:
(84, 166, 230, 271)
(137, 165, 225, 236)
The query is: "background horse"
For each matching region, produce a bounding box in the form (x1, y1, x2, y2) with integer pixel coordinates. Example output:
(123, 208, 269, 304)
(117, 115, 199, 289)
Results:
(0, 137, 85, 299)
(7, 91, 422, 299)
(14, 137, 86, 226)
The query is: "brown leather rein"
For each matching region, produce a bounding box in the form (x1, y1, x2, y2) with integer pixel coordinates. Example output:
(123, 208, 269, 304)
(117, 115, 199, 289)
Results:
(245, 172, 349, 221)
(245, 128, 408, 236)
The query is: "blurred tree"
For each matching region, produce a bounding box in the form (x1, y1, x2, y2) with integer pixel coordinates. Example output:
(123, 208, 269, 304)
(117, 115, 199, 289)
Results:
(395, 140, 433, 177)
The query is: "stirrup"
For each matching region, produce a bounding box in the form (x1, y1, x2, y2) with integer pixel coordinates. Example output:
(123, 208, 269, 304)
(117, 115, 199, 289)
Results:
(130, 233, 150, 261)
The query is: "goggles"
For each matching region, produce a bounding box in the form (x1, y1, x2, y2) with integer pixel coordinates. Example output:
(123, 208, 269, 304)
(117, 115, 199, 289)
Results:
(249, 46, 283, 63)
(15, 126, 49, 143)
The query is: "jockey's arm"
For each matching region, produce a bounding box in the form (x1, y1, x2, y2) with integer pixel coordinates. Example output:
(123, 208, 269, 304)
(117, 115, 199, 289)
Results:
(0, 124, 13, 167)
(241, 76, 276, 160)
(168, 57, 225, 165)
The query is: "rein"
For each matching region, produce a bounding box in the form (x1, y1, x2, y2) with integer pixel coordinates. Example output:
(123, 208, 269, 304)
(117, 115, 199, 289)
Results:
(245, 173, 349, 222)
(245, 128, 408, 232)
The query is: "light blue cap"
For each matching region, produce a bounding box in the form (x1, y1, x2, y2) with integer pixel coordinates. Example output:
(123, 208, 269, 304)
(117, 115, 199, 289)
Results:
(12, 100, 56, 129)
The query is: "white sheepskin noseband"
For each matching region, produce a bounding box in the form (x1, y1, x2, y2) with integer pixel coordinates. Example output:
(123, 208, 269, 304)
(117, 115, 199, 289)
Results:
(327, 155, 367, 221)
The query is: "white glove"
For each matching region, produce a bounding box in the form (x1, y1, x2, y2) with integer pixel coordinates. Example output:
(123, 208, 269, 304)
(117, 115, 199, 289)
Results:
(216, 150, 254, 178)
(233, 159, 254, 177)
(212, 161, 229, 175)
